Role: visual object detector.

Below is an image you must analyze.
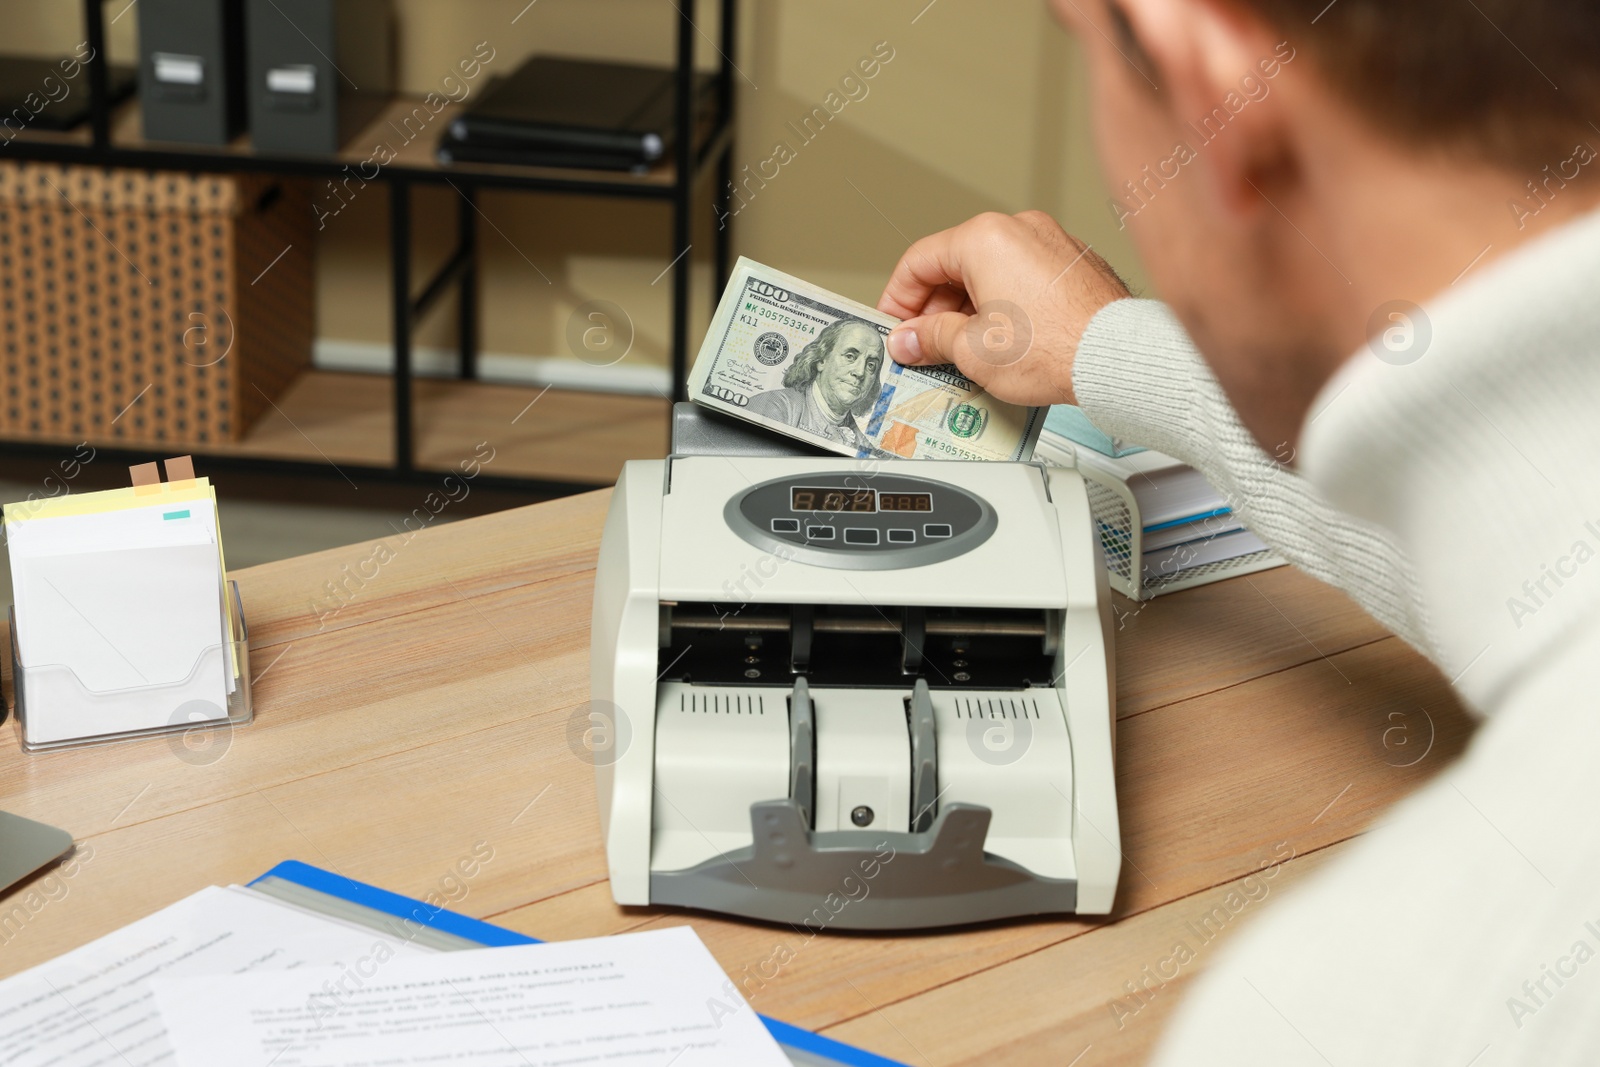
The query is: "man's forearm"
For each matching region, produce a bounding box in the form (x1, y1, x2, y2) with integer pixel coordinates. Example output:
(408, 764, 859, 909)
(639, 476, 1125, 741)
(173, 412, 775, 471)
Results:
(1070, 299, 1436, 659)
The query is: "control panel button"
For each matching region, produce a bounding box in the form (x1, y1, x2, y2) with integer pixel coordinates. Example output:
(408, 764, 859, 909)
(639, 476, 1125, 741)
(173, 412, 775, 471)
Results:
(728, 470, 997, 570)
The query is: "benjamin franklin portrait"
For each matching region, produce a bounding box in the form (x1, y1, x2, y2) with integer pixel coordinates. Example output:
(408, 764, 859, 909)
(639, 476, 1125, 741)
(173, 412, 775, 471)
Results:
(746, 318, 886, 451)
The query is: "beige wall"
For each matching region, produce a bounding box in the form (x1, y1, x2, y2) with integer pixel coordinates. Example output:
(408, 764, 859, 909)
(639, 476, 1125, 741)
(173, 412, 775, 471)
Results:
(0, 0, 1147, 377)
(733, 0, 1146, 302)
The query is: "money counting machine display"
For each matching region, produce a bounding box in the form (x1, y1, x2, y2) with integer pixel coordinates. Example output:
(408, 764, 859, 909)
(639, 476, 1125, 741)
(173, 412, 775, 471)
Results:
(588, 409, 1120, 929)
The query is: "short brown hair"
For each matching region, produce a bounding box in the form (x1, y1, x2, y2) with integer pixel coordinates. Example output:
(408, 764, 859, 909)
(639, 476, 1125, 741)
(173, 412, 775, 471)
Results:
(1235, 0, 1600, 167)
(1113, 0, 1600, 168)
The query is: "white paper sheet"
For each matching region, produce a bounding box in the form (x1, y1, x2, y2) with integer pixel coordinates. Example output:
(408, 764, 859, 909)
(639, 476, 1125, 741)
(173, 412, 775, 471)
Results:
(6, 492, 232, 743)
(0, 886, 430, 1067)
(5, 494, 220, 557)
(154, 926, 793, 1067)
(18, 545, 223, 689)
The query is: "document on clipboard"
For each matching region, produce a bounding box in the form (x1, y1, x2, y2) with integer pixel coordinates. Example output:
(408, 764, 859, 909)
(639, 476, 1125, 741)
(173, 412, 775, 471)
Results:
(153, 926, 794, 1066)
(0, 862, 909, 1067)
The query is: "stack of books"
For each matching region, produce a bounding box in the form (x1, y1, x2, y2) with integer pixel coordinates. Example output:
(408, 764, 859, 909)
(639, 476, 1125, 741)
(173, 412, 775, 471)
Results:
(1034, 406, 1283, 598)
(438, 56, 715, 173)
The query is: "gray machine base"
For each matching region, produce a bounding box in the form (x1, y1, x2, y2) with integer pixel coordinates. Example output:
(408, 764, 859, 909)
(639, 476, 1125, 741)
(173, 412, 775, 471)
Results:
(650, 799, 1077, 930)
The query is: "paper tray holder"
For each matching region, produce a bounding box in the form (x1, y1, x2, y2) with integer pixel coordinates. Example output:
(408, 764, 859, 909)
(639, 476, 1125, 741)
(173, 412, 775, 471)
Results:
(6, 580, 252, 752)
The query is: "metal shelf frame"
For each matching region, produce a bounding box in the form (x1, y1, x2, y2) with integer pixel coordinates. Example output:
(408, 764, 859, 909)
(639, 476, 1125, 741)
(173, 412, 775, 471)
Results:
(0, 0, 737, 496)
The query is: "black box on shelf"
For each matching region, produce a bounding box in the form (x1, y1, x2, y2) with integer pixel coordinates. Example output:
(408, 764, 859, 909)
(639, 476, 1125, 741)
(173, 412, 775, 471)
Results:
(245, 0, 394, 156)
(437, 57, 718, 173)
(137, 0, 248, 145)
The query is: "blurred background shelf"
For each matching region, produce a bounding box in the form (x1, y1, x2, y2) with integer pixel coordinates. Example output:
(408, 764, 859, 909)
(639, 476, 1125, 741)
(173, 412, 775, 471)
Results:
(0, 0, 736, 497)
(0, 0, 1148, 560)
(0, 373, 670, 492)
(0, 91, 717, 197)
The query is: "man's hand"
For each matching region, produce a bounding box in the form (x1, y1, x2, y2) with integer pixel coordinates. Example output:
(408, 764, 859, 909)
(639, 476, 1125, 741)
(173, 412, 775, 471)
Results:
(877, 211, 1132, 406)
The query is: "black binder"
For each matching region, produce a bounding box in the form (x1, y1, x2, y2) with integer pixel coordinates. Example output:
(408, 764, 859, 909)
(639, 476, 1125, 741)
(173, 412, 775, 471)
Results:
(441, 55, 714, 170)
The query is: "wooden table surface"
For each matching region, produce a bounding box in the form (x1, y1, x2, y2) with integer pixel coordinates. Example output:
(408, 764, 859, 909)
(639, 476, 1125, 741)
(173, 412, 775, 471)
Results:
(0, 490, 1473, 1065)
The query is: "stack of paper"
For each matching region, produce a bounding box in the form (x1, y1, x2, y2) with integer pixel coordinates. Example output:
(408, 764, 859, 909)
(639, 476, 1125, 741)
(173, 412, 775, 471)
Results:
(1034, 428, 1269, 583)
(3, 465, 238, 747)
(158, 926, 792, 1066)
(0, 885, 793, 1067)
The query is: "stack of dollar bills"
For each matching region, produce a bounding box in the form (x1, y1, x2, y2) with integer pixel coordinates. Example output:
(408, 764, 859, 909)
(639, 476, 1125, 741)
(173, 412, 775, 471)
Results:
(689, 257, 1045, 462)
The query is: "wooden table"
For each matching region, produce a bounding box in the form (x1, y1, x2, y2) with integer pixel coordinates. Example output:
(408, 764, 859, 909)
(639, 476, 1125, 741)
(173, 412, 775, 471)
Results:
(0, 491, 1472, 1065)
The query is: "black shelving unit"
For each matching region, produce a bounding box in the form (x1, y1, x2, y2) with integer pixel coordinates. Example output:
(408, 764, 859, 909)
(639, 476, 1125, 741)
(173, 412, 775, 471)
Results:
(0, 0, 737, 496)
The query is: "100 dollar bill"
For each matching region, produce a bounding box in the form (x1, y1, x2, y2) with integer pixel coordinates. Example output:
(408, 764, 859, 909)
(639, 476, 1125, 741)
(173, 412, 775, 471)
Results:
(689, 257, 1045, 462)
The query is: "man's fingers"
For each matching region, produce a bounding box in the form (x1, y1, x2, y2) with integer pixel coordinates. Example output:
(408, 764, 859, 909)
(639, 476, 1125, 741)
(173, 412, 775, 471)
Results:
(878, 285, 967, 324)
(887, 311, 979, 374)
(876, 221, 987, 319)
(917, 285, 969, 317)
(880, 284, 969, 326)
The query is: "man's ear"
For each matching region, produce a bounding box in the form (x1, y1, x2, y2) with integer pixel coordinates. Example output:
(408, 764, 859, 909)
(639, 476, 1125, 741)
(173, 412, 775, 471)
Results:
(1116, 0, 1295, 219)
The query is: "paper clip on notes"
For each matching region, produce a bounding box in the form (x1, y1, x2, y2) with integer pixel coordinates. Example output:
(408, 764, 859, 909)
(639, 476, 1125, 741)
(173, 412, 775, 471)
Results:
(3, 457, 253, 752)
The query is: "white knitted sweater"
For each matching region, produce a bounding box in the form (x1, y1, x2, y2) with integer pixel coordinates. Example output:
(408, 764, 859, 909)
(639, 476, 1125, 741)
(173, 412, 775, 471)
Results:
(1072, 206, 1600, 1064)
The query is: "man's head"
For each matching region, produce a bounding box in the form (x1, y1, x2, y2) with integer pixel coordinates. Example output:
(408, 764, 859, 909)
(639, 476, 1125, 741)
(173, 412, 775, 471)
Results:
(785, 319, 886, 417)
(1054, 0, 1600, 451)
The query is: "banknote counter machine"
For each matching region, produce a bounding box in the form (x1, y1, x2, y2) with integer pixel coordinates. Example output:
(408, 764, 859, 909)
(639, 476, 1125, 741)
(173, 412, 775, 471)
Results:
(588, 406, 1121, 929)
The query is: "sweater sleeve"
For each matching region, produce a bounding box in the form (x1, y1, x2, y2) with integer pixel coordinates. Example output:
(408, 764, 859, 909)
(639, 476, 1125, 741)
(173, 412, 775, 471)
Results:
(1070, 298, 1436, 659)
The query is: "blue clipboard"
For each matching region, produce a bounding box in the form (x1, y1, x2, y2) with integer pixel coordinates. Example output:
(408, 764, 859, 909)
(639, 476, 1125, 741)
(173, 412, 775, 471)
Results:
(248, 860, 908, 1067)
